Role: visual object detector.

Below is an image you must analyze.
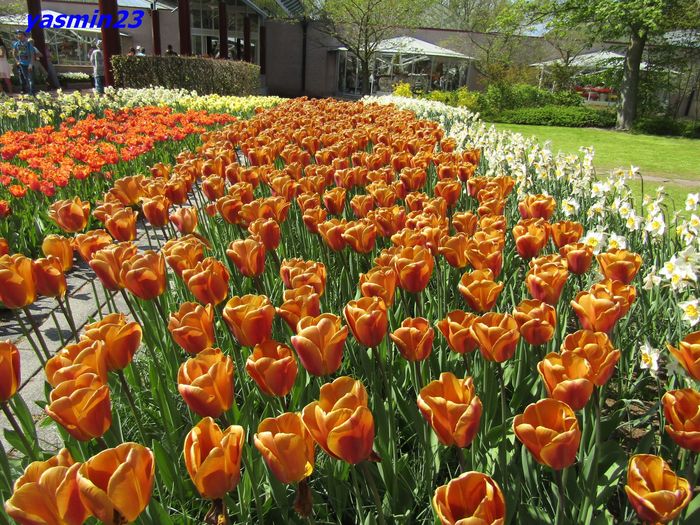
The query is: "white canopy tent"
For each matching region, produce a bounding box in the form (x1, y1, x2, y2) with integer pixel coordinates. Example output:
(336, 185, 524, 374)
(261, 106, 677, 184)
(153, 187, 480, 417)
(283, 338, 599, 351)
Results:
(530, 50, 650, 74)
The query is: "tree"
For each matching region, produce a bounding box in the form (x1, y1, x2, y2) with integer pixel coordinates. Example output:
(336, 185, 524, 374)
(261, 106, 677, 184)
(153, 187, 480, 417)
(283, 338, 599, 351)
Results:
(304, 0, 433, 95)
(516, 0, 700, 129)
(440, 0, 509, 31)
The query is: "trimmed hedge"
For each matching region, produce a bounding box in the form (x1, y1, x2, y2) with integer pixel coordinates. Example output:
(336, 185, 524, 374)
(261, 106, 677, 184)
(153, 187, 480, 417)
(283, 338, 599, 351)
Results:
(633, 117, 700, 138)
(112, 56, 260, 96)
(496, 105, 616, 128)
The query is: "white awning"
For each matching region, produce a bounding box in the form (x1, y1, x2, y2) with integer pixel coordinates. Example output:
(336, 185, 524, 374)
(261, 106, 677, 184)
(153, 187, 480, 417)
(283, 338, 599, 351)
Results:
(376, 37, 472, 60)
(531, 51, 649, 71)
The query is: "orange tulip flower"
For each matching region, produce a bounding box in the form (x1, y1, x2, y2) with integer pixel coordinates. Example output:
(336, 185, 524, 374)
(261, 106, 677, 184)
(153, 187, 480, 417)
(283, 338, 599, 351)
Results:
(81, 313, 142, 371)
(559, 242, 593, 275)
(93, 201, 125, 224)
(120, 250, 167, 300)
(246, 340, 298, 396)
(466, 237, 503, 277)
(104, 207, 138, 242)
(318, 219, 348, 251)
(512, 218, 550, 260)
(513, 398, 581, 470)
(526, 262, 569, 305)
(183, 257, 230, 306)
(668, 331, 700, 381)
(561, 330, 620, 386)
(73, 229, 112, 263)
(178, 347, 234, 418)
(141, 195, 171, 227)
(302, 207, 328, 234)
(342, 219, 377, 253)
(0, 254, 36, 309)
(393, 245, 434, 293)
(45, 373, 111, 441)
(170, 206, 198, 234)
(290, 313, 348, 376)
(301, 376, 375, 464)
(89, 242, 138, 290)
(434, 179, 462, 208)
(470, 312, 520, 362)
(436, 310, 479, 355)
(344, 296, 388, 348)
(350, 194, 375, 218)
(323, 187, 346, 215)
(537, 352, 594, 411)
(33, 257, 67, 298)
(518, 194, 556, 220)
(227, 237, 267, 278)
(662, 388, 700, 452)
(513, 299, 556, 346)
(571, 287, 622, 333)
(0, 340, 20, 402)
(44, 338, 108, 387)
(168, 302, 215, 355)
(163, 235, 205, 277)
(625, 454, 691, 524)
(277, 293, 322, 332)
(77, 442, 154, 524)
(184, 417, 245, 500)
(48, 197, 90, 233)
(223, 294, 275, 347)
(112, 175, 146, 206)
(359, 265, 397, 306)
(438, 233, 470, 268)
(248, 218, 281, 251)
(390, 317, 434, 362)
(597, 249, 642, 284)
(432, 471, 505, 525)
(418, 373, 482, 448)
(202, 175, 226, 201)
(216, 194, 243, 224)
(42, 234, 74, 272)
(255, 412, 315, 484)
(551, 221, 583, 249)
(280, 258, 327, 295)
(452, 211, 478, 236)
(458, 269, 503, 313)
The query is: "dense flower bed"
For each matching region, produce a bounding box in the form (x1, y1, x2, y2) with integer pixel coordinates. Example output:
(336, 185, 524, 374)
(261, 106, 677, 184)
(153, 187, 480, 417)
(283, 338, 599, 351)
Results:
(0, 97, 699, 525)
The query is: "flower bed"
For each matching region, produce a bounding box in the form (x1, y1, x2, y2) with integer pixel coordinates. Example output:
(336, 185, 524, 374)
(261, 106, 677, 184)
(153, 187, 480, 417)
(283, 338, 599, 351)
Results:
(1, 96, 699, 525)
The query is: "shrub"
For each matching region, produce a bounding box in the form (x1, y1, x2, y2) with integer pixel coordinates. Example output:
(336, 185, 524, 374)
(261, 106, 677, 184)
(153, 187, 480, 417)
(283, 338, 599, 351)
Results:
(112, 56, 260, 96)
(496, 105, 616, 128)
(479, 83, 582, 116)
(633, 116, 700, 138)
(392, 82, 413, 98)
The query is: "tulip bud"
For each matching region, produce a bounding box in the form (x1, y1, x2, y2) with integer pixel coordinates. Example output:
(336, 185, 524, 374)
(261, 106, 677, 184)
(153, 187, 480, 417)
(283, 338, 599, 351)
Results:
(121, 250, 167, 300)
(470, 312, 520, 362)
(436, 310, 479, 354)
(42, 234, 74, 272)
(0, 254, 36, 309)
(178, 348, 234, 418)
(390, 317, 434, 361)
(668, 331, 700, 381)
(0, 340, 20, 402)
(247, 340, 298, 396)
(223, 294, 275, 347)
(255, 412, 315, 484)
(662, 388, 700, 452)
(458, 268, 503, 313)
(344, 296, 388, 348)
(183, 257, 230, 306)
(227, 237, 266, 278)
(33, 256, 67, 298)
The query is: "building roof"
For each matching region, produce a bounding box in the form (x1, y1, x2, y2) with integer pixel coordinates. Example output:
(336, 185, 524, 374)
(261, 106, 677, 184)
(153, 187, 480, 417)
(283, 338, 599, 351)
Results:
(376, 36, 472, 60)
(44, 0, 174, 9)
(531, 50, 649, 71)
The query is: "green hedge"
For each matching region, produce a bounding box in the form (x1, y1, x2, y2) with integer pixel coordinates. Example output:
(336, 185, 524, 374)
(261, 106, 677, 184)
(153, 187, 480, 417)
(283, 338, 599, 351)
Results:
(633, 117, 700, 138)
(496, 105, 616, 128)
(112, 56, 260, 96)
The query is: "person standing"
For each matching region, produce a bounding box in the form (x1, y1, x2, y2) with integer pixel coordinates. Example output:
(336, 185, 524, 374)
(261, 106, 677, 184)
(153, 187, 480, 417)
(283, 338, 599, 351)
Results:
(165, 44, 178, 56)
(0, 37, 12, 94)
(89, 40, 104, 95)
(12, 30, 34, 95)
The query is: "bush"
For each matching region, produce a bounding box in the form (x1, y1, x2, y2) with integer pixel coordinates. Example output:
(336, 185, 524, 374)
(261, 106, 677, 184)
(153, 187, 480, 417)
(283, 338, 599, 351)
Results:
(112, 56, 260, 96)
(496, 105, 616, 128)
(479, 83, 582, 116)
(423, 88, 480, 111)
(633, 117, 700, 138)
(392, 82, 413, 98)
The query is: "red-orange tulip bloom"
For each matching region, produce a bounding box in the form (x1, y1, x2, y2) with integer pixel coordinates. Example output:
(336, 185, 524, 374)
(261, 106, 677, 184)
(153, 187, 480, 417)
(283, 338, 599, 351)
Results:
(178, 347, 234, 418)
(537, 352, 594, 411)
(323, 187, 346, 215)
(141, 195, 171, 227)
(466, 238, 503, 277)
(597, 249, 642, 284)
(571, 287, 622, 333)
(318, 219, 347, 251)
(668, 331, 700, 381)
(470, 312, 520, 362)
(0, 340, 20, 402)
(255, 412, 315, 484)
(73, 229, 113, 263)
(438, 233, 470, 269)
(77, 442, 155, 524)
(45, 373, 111, 441)
(434, 179, 462, 208)
(513, 299, 556, 346)
(42, 234, 74, 272)
(120, 250, 167, 300)
(625, 454, 691, 524)
(104, 207, 138, 242)
(526, 262, 569, 305)
(246, 340, 298, 396)
(223, 294, 275, 346)
(662, 388, 700, 452)
(82, 313, 142, 371)
(390, 317, 434, 361)
(458, 269, 503, 313)
(227, 237, 267, 278)
(168, 302, 216, 354)
(344, 296, 388, 347)
(518, 194, 556, 220)
(163, 235, 205, 277)
(559, 242, 593, 275)
(350, 194, 375, 218)
(436, 310, 479, 354)
(202, 175, 226, 201)
(342, 220, 377, 253)
(512, 219, 550, 260)
(551, 221, 583, 249)
(290, 313, 348, 376)
(301, 376, 375, 464)
(432, 471, 505, 525)
(277, 290, 322, 331)
(33, 257, 67, 298)
(248, 218, 281, 251)
(393, 245, 434, 293)
(452, 211, 478, 236)
(170, 206, 198, 234)
(513, 398, 581, 470)
(418, 373, 482, 448)
(48, 197, 90, 233)
(183, 257, 230, 306)
(184, 417, 245, 500)
(561, 330, 620, 386)
(0, 254, 37, 309)
(44, 339, 108, 387)
(89, 242, 138, 290)
(280, 259, 327, 294)
(359, 265, 397, 306)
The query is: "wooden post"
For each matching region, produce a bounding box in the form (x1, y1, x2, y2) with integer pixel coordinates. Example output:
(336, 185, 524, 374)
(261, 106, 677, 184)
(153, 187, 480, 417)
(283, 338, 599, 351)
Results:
(98, 0, 121, 86)
(26, 0, 48, 70)
(151, 8, 162, 56)
(218, 1, 228, 59)
(243, 15, 251, 62)
(178, 0, 192, 55)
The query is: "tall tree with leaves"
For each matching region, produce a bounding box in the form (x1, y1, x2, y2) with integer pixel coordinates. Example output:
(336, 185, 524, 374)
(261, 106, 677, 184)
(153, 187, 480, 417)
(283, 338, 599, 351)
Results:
(517, 0, 700, 129)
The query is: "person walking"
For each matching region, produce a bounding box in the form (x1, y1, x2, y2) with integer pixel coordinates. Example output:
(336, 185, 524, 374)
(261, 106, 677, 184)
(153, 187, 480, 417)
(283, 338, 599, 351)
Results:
(0, 37, 12, 94)
(165, 44, 178, 56)
(89, 40, 104, 95)
(12, 30, 34, 95)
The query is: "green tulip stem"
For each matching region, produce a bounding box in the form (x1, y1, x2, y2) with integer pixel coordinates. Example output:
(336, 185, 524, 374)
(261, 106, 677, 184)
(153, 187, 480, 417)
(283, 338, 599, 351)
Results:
(1, 401, 37, 460)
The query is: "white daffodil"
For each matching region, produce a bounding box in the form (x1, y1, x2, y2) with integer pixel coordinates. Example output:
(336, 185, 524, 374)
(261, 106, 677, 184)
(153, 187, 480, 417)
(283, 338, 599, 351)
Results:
(679, 299, 700, 326)
(686, 193, 700, 212)
(639, 342, 660, 376)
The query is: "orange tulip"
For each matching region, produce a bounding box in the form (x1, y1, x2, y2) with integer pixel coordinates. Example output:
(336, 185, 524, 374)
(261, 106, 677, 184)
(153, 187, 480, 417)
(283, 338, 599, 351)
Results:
(168, 302, 215, 355)
(318, 219, 347, 251)
(452, 211, 478, 236)
(44, 339, 108, 387)
(121, 250, 167, 300)
(668, 331, 700, 381)
(390, 317, 434, 362)
(72, 229, 112, 263)
(344, 296, 388, 347)
(184, 417, 245, 499)
(255, 412, 315, 484)
(227, 237, 266, 277)
(369, 205, 406, 237)
(45, 373, 111, 441)
(276, 288, 322, 331)
(0, 340, 20, 402)
(518, 194, 556, 220)
(597, 249, 642, 284)
(93, 201, 125, 224)
(418, 373, 482, 448)
(42, 234, 74, 272)
(48, 197, 90, 233)
(178, 347, 234, 418)
(513, 398, 581, 470)
(246, 340, 298, 396)
(223, 294, 275, 346)
(216, 194, 243, 224)
(169, 206, 198, 234)
(571, 287, 622, 333)
(301, 376, 375, 464)
(526, 262, 569, 305)
(302, 207, 328, 234)
(393, 245, 434, 293)
(163, 235, 205, 277)
(323, 187, 346, 215)
(0, 254, 36, 309)
(513, 299, 556, 346)
(183, 257, 230, 306)
(436, 310, 479, 354)
(89, 242, 138, 290)
(561, 330, 620, 386)
(77, 442, 154, 524)
(625, 454, 691, 524)
(248, 218, 281, 251)
(202, 175, 226, 200)
(512, 218, 549, 260)
(438, 233, 470, 268)
(280, 258, 327, 295)
(559, 242, 593, 275)
(434, 179, 462, 208)
(432, 471, 505, 525)
(458, 269, 503, 312)
(470, 312, 520, 362)
(141, 195, 171, 227)
(359, 265, 397, 306)
(291, 313, 348, 376)
(33, 257, 66, 298)
(81, 313, 142, 371)
(112, 175, 146, 206)
(662, 388, 700, 452)
(537, 352, 594, 411)
(551, 221, 583, 249)
(350, 194, 375, 218)
(466, 237, 503, 277)
(342, 219, 377, 253)
(104, 207, 138, 242)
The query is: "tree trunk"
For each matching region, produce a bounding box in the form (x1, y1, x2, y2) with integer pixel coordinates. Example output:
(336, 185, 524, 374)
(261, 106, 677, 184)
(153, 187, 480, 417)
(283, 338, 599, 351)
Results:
(360, 60, 371, 96)
(616, 30, 647, 130)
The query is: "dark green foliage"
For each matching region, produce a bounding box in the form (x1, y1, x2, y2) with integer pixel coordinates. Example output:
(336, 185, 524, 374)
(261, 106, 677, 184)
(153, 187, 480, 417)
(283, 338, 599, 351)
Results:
(496, 105, 617, 127)
(633, 117, 700, 138)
